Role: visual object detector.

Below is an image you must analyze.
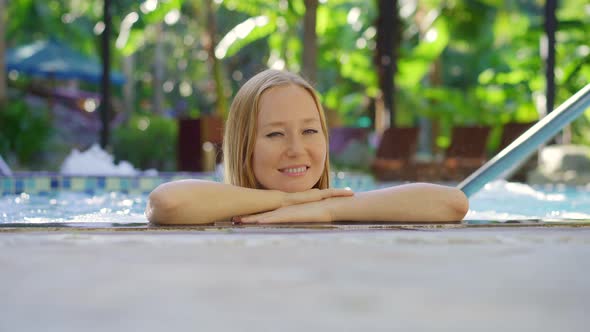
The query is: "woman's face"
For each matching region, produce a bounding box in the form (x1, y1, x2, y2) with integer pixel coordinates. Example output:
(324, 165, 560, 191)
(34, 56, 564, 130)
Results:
(252, 84, 327, 193)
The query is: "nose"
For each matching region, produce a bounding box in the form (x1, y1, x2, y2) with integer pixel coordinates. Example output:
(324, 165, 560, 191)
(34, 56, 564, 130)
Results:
(286, 135, 305, 157)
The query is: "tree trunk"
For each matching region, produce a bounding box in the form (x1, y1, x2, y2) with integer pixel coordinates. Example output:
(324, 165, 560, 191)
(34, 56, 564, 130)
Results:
(122, 53, 135, 123)
(203, 0, 227, 118)
(153, 23, 164, 115)
(544, 0, 564, 143)
(544, 0, 557, 115)
(302, 0, 318, 84)
(100, 0, 112, 148)
(374, 0, 400, 131)
(428, 58, 442, 155)
(0, 0, 7, 105)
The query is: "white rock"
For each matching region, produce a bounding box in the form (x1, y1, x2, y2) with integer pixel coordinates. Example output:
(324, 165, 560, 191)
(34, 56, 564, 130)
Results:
(60, 144, 139, 176)
(528, 144, 590, 185)
(143, 169, 159, 176)
(539, 144, 590, 173)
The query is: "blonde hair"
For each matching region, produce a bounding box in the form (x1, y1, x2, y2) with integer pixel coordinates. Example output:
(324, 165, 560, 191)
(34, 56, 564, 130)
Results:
(223, 69, 330, 189)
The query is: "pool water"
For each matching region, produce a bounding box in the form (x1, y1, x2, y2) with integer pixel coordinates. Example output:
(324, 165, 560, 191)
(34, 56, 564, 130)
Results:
(0, 191, 148, 224)
(466, 180, 590, 221)
(1, 180, 589, 224)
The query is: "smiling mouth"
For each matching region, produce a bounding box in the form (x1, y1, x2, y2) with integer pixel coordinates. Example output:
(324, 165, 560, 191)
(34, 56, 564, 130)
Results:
(279, 166, 309, 174)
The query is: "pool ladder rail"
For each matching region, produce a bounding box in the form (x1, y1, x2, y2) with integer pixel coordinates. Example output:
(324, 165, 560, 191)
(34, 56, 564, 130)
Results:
(459, 83, 590, 197)
(0, 155, 13, 176)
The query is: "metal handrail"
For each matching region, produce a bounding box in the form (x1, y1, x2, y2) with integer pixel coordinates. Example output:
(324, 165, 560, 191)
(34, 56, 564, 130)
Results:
(0, 155, 12, 176)
(458, 83, 590, 197)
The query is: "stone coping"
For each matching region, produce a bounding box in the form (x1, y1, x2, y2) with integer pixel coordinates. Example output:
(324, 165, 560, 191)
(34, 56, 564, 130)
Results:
(1, 220, 589, 233)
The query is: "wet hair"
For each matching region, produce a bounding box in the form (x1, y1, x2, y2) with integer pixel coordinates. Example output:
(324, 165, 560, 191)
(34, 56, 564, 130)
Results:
(223, 69, 330, 190)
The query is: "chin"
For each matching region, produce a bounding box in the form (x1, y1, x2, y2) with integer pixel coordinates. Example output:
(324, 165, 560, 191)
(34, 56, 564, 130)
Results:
(277, 184, 312, 193)
(258, 173, 322, 192)
(271, 180, 317, 193)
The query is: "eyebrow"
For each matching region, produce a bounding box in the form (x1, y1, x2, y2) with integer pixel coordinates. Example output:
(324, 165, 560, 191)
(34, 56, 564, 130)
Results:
(261, 118, 320, 128)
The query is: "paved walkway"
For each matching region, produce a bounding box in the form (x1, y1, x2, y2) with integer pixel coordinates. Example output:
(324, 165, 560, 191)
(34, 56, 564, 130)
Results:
(1, 226, 589, 331)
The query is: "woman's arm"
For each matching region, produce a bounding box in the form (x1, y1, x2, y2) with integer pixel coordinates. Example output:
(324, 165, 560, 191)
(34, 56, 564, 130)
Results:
(240, 183, 468, 224)
(146, 180, 353, 225)
(327, 183, 468, 223)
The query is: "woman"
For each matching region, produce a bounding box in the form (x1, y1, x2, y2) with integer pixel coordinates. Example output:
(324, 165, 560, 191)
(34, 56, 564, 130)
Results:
(146, 70, 468, 225)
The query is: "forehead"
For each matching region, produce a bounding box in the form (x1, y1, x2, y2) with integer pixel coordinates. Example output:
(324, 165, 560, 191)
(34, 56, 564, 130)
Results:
(257, 84, 320, 125)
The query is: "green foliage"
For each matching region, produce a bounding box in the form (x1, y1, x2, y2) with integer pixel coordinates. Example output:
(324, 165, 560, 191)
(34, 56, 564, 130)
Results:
(119, 0, 182, 56)
(398, 18, 450, 89)
(112, 115, 178, 171)
(216, 15, 276, 59)
(315, 1, 377, 125)
(0, 99, 53, 166)
(221, 0, 278, 17)
(7, 0, 98, 54)
(220, 0, 305, 68)
(6, 0, 590, 172)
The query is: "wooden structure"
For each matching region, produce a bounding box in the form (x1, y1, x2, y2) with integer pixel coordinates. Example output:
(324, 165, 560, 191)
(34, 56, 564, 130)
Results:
(177, 115, 224, 172)
(440, 126, 491, 181)
(372, 127, 422, 181)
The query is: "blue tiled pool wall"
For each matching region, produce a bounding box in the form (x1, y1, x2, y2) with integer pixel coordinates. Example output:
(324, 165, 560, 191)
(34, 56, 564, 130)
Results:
(0, 172, 377, 195)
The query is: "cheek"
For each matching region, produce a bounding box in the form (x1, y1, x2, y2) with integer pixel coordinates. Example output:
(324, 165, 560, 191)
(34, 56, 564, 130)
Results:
(252, 140, 275, 170)
(314, 137, 328, 162)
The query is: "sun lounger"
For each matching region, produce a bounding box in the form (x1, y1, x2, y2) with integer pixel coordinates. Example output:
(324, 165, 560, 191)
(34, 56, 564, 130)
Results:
(440, 126, 491, 181)
(372, 127, 421, 181)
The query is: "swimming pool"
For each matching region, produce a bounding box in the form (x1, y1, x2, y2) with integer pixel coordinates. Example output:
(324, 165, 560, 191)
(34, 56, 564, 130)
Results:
(1, 172, 589, 225)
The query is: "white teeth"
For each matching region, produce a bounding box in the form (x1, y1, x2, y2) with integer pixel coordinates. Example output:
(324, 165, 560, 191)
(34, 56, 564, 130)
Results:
(282, 167, 307, 173)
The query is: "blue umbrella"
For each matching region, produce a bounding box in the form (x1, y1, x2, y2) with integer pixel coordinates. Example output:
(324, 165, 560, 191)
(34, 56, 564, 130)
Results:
(6, 39, 126, 85)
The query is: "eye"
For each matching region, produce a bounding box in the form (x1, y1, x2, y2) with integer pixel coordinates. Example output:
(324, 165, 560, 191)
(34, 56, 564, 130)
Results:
(303, 129, 319, 135)
(266, 131, 283, 138)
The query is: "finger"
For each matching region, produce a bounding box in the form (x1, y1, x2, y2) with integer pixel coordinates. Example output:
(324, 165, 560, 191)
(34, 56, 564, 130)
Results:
(257, 218, 285, 224)
(334, 188, 354, 196)
(256, 215, 297, 224)
(322, 188, 354, 198)
(240, 211, 274, 224)
(243, 210, 300, 224)
(299, 189, 324, 203)
(257, 214, 324, 224)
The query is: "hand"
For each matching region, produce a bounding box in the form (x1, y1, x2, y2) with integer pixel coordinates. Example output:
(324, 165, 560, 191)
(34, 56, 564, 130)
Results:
(282, 188, 353, 207)
(239, 199, 333, 224)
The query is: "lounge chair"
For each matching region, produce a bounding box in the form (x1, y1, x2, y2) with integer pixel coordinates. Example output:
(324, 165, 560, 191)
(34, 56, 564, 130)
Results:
(499, 121, 536, 150)
(499, 121, 537, 181)
(440, 126, 491, 181)
(372, 127, 420, 181)
(329, 127, 369, 155)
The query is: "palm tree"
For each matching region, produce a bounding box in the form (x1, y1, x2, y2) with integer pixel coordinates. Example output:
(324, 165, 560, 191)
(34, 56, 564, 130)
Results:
(302, 0, 318, 84)
(374, 0, 400, 129)
(100, 0, 113, 148)
(544, 0, 557, 115)
(0, 0, 6, 105)
(196, 0, 228, 118)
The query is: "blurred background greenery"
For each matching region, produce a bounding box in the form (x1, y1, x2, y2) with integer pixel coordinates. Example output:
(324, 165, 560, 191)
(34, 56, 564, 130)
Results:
(0, 0, 588, 172)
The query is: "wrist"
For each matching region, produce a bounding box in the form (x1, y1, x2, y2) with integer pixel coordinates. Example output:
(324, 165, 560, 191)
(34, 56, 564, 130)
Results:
(275, 190, 289, 208)
(323, 196, 341, 222)
(325, 195, 356, 222)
